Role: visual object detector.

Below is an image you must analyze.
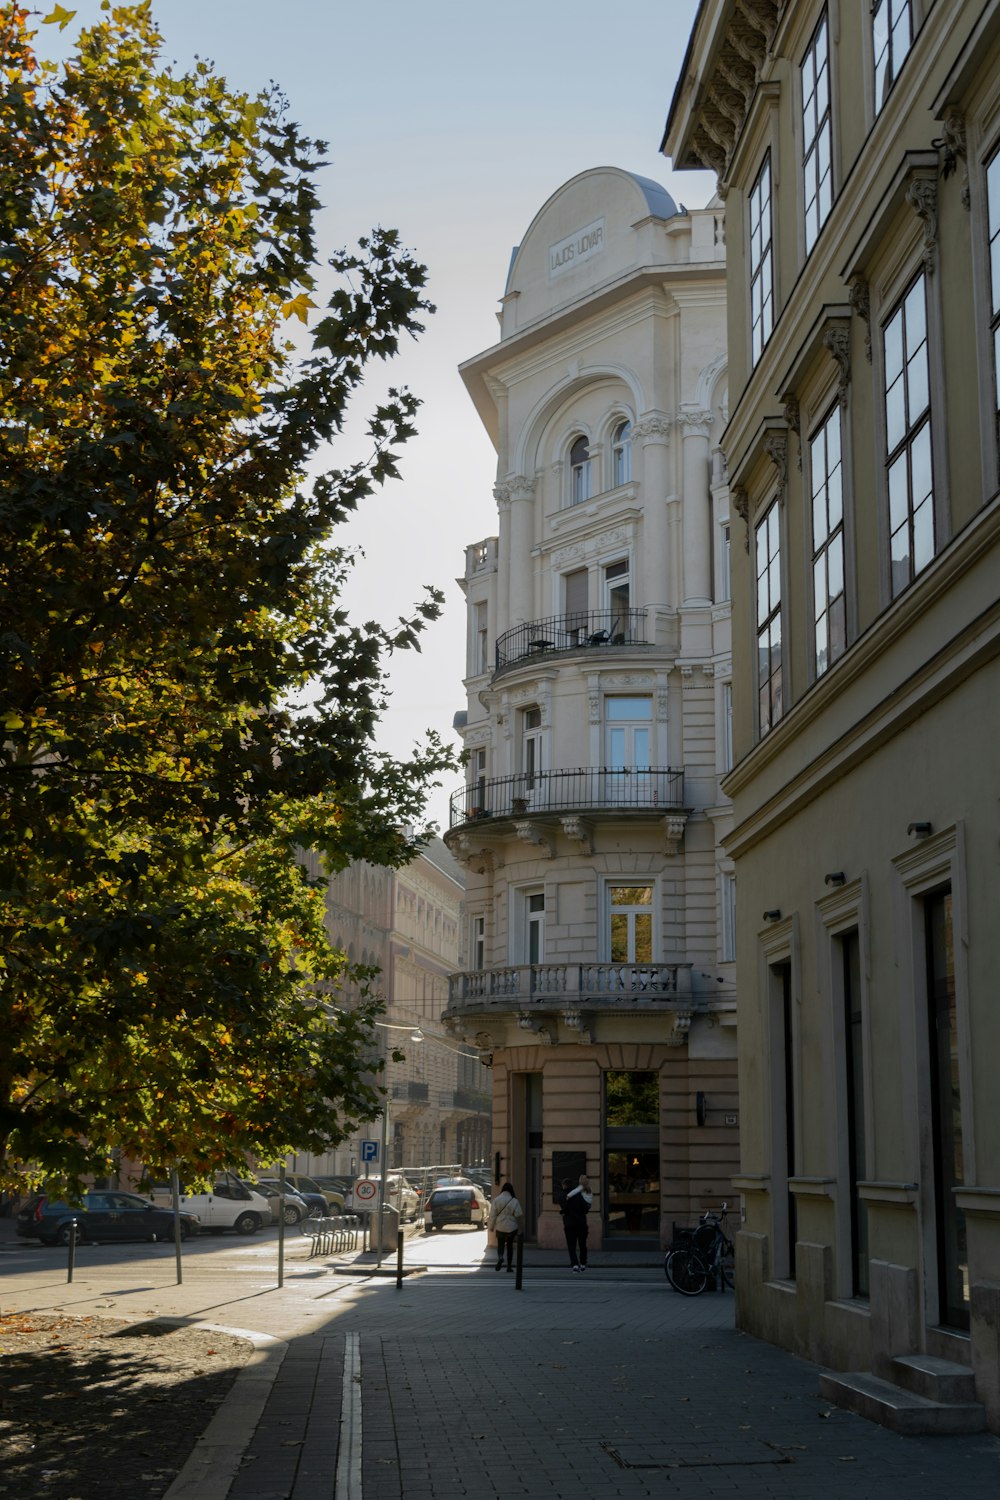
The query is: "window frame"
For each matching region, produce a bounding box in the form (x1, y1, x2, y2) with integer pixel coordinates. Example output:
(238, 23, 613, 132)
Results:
(749, 151, 775, 366)
(569, 435, 591, 506)
(605, 882, 655, 965)
(754, 498, 784, 737)
(611, 419, 633, 488)
(881, 270, 935, 600)
(801, 8, 833, 254)
(872, 0, 914, 116)
(808, 401, 847, 678)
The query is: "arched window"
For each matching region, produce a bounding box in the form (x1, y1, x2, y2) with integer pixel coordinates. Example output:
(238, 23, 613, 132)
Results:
(611, 420, 632, 486)
(569, 435, 591, 505)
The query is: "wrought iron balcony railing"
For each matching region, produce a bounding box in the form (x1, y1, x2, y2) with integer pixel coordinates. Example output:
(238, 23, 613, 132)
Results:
(449, 766, 684, 829)
(447, 962, 688, 1014)
(494, 609, 647, 674)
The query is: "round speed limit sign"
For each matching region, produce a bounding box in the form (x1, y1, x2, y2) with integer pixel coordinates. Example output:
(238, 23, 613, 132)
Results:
(354, 1179, 378, 1203)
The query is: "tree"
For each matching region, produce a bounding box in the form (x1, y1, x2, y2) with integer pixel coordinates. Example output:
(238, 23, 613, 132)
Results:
(0, 2, 455, 1191)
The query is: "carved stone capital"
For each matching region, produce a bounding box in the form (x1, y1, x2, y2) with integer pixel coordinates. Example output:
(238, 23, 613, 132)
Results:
(823, 326, 852, 408)
(560, 816, 594, 855)
(452, 836, 502, 875)
(632, 414, 672, 444)
(664, 814, 688, 856)
(936, 110, 969, 210)
(849, 275, 872, 364)
(494, 473, 536, 506)
(906, 177, 938, 275)
(680, 408, 714, 440)
(763, 431, 788, 502)
(732, 484, 751, 552)
(782, 395, 802, 470)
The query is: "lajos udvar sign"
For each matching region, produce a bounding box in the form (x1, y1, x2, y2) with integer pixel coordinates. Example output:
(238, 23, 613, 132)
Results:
(549, 217, 605, 279)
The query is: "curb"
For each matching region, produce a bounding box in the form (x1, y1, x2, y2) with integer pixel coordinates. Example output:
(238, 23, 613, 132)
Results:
(161, 1322, 287, 1500)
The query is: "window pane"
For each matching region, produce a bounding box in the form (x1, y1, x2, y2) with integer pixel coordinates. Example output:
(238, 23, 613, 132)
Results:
(610, 912, 629, 962)
(828, 533, 844, 600)
(634, 729, 650, 769)
(606, 697, 651, 720)
(634, 914, 652, 963)
(911, 420, 932, 508)
(888, 452, 909, 532)
(907, 345, 929, 424)
(913, 493, 934, 573)
(885, 373, 906, 453)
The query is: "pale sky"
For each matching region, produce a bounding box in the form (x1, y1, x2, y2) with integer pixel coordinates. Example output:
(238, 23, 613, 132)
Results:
(43, 1, 714, 829)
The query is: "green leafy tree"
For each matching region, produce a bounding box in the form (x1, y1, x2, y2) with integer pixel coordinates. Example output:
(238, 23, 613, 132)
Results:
(0, 2, 454, 1191)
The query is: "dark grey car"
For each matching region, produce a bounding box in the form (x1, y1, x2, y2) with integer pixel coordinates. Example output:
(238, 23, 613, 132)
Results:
(16, 1191, 199, 1246)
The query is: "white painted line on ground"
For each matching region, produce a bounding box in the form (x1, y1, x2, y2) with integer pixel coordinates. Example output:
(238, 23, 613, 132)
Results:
(335, 1330, 363, 1500)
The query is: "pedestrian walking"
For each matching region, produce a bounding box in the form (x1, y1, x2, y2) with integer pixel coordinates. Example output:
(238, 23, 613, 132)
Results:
(488, 1182, 522, 1272)
(559, 1174, 593, 1272)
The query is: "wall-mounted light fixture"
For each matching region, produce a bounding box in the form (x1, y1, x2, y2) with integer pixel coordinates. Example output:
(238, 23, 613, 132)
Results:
(907, 821, 932, 838)
(824, 872, 846, 886)
(762, 909, 782, 921)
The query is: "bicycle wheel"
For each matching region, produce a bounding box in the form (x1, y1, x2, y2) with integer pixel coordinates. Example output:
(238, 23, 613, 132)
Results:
(666, 1246, 710, 1295)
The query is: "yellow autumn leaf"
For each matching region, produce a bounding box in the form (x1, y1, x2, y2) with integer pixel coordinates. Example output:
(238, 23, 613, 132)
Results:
(281, 293, 318, 324)
(3, 713, 25, 730)
(43, 5, 76, 30)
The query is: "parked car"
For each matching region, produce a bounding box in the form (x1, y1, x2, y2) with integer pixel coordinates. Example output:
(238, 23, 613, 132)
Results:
(311, 1174, 354, 1198)
(147, 1174, 271, 1234)
(424, 1184, 489, 1232)
(281, 1171, 345, 1213)
(254, 1178, 325, 1223)
(16, 1191, 200, 1247)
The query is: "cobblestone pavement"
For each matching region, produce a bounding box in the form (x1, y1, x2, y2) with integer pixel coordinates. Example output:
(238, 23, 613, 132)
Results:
(3, 1220, 999, 1499)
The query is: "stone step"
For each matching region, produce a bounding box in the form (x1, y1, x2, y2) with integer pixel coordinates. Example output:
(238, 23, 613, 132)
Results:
(818, 1369, 986, 1436)
(890, 1352, 978, 1405)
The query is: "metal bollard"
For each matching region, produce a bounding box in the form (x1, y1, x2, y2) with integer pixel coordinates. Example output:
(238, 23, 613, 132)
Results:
(396, 1228, 404, 1289)
(514, 1232, 524, 1291)
(66, 1219, 77, 1282)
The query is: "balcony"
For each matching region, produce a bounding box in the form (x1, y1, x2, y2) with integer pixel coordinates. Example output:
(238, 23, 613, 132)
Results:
(391, 1081, 429, 1104)
(447, 962, 691, 1018)
(448, 767, 684, 830)
(494, 609, 647, 676)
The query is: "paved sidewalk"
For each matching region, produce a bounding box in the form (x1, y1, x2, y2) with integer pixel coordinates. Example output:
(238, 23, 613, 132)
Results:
(3, 1218, 999, 1498)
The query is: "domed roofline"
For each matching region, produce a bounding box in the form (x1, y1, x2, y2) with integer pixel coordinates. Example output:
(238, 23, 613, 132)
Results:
(504, 165, 681, 296)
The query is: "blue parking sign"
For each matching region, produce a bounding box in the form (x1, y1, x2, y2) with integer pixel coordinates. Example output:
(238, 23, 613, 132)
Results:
(361, 1139, 379, 1163)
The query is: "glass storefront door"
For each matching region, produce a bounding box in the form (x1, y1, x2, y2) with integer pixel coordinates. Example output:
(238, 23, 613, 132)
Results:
(603, 1070, 660, 1241)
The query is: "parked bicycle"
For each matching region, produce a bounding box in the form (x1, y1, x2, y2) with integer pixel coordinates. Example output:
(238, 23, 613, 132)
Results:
(664, 1203, 734, 1295)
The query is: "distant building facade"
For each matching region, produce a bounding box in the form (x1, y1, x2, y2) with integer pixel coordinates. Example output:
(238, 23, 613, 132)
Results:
(297, 839, 490, 1176)
(444, 167, 738, 1250)
(666, 0, 1000, 1433)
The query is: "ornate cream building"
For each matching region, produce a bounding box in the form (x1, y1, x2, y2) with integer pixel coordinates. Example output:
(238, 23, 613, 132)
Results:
(296, 839, 490, 1176)
(666, 0, 1000, 1434)
(444, 166, 739, 1250)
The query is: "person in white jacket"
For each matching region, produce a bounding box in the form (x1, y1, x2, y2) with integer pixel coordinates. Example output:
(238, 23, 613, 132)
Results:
(487, 1181, 523, 1272)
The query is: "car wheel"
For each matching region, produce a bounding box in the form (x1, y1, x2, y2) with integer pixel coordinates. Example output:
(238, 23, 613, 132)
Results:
(234, 1212, 259, 1235)
(180, 1225, 193, 1241)
(56, 1222, 85, 1246)
(283, 1204, 303, 1226)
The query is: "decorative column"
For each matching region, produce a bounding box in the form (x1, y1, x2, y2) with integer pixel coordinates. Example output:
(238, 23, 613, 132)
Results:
(495, 474, 536, 626)
(680, 408, 713, 606)
(633, 414, 672, 612)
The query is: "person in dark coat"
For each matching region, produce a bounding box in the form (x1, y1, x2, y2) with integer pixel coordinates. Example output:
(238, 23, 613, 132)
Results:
(558, 1174, 593, 1272)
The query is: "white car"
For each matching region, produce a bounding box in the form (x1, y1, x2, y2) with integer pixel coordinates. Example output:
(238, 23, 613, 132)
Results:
(146, 1174, 272, 1235)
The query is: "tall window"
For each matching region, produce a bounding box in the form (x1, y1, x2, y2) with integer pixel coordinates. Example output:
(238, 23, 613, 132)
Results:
(611, 420, 632, 486)
(721, 872, 736, 962)
(750, 153, 774, 364)
(609, 885, 653, 963)
(755, 501, 783, 734)
(721, 680, 733, 773)
(473, 600, 488, 675)
(605, 696, 651, 770)
(525, 891, 544, 965)
(840, 929, 869, 1297)
(522, 707, 543, 790)
(873, 0, 913, 113)
(810, 405, 846, 675)
(719, 522, 732, 602)
(802, 11, 832, 253)
(605, 558, 630, 633)
(884, 273, 933, 598)
(988, 146, 1000, 459)
(569, 435, 591, 504)
(925, 888, 968, 1331)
